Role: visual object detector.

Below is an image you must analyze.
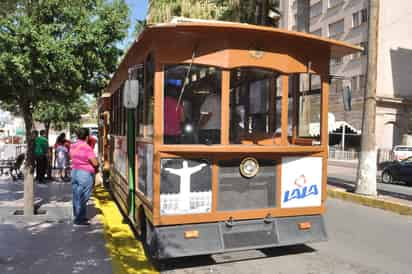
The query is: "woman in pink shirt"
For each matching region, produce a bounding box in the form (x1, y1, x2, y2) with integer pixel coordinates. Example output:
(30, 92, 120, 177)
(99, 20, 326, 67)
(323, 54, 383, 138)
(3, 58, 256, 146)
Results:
(70, 128, 99, 226)
(164, 84, 184, 144)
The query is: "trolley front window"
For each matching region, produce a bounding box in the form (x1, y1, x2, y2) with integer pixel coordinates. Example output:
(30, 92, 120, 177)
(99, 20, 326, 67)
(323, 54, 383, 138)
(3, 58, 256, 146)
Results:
(229, 68, 283, 145)
(163, 64, 222, 145)
(289, 73, 322, 145)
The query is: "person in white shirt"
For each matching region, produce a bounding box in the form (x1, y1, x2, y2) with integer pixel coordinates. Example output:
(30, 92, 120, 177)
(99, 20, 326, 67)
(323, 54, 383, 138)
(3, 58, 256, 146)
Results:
(199, 92, 221, 144)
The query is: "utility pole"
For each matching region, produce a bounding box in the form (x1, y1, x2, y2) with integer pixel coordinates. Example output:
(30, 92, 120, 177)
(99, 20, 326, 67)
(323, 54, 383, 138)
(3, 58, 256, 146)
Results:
(355, 0, 379, 196)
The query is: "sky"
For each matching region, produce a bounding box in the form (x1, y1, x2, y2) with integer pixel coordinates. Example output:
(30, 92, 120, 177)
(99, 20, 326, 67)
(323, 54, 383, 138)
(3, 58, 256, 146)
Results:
(122, 0, 149, 48)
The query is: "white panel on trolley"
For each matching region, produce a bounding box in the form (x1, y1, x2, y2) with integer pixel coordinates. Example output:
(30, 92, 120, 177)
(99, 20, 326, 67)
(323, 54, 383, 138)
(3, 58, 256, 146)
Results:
(281, 157, 323, 208)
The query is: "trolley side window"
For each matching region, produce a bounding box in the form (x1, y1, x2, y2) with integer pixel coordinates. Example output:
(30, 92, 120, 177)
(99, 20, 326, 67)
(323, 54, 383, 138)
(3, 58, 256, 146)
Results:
(229, 68, 283, 145)
(289, 73, 322, 145)
(111, 88, 125, 136)
(145, 54, 155, 138)
(163, 64, 222, 145)
(129, 64, 145, 138)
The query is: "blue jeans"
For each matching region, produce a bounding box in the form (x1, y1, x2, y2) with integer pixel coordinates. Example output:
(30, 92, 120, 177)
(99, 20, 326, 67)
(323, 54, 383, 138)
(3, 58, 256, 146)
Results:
(71, 169, 94, 223)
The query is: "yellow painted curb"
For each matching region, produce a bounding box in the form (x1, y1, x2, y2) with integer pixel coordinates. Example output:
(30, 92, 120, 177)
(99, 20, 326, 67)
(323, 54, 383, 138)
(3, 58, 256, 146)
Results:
(93, 186, 158, 274)
(328, 188, 412, 216)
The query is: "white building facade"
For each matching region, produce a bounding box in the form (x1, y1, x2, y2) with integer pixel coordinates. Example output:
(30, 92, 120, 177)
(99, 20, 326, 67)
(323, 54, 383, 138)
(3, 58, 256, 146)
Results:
(376, 0, 412, 149)
(281, 0, 412, 150)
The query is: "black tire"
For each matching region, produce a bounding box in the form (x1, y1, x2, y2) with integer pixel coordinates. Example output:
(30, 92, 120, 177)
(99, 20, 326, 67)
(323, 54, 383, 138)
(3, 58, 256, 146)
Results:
(139, 210, 147, 243)
(139, 212, 157, 260)
(382, 171, 393, 184)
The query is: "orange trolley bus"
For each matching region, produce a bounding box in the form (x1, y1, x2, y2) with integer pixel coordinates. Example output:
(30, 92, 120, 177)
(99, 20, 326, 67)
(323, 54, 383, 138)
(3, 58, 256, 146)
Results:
(98, 20, 361, 259)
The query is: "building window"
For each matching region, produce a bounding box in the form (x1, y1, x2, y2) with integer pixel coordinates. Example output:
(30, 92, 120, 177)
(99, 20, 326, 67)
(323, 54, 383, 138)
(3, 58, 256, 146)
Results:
(330, 56, 343, 66)
(328, 19, 344, 38)
(328, 0, 343, 9)
(351, 76, 358, 91)
(311, 28, 322, 36)
(352, 12, 360, 27)
(349, 42, 367, 60)
(310, 1, 322, 18)
(359, 75, 366, 90)
(361, 8, 368, 23)
(350, 52, 360, 60)
(352, 8, 368, 28)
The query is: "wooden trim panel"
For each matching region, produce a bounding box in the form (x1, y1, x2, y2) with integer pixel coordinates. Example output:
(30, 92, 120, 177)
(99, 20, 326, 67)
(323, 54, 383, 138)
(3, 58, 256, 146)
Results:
(158, 145, 324, 154)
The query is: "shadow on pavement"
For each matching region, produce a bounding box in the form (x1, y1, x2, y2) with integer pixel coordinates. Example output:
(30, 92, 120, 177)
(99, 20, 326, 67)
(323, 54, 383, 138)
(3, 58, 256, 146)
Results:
(155, 244, 315, 272)
(0, 220, 112, 274)
(0, 178, 72, 207)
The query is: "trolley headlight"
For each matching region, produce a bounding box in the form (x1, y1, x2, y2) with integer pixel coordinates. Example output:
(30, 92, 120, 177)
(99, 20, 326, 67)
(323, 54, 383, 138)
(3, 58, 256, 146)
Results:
(240, 157, 259, 178)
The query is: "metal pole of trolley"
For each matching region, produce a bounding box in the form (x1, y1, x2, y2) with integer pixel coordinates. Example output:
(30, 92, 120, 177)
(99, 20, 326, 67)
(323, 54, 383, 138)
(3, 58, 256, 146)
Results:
(127, 108, 135, 220)
(124, 74, 140, 221)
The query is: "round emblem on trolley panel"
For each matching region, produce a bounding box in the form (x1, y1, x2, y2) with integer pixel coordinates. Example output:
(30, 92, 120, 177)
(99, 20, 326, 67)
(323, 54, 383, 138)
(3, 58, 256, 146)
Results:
(239, 157, 259, 178)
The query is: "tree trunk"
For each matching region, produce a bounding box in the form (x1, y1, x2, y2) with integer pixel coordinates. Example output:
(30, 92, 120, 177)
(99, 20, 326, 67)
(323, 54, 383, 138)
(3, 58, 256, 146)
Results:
(355, 0, 379, 196)
(22, 100, 35, 215)
(45, 121, 50, 139)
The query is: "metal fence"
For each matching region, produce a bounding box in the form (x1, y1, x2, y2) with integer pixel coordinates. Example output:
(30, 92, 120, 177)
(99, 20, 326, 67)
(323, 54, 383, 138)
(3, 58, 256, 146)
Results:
(377, 149, 394, 163)
(328, 149, 359, 161)
(328, 148, 395, 163)
(0, 144, 26, 160)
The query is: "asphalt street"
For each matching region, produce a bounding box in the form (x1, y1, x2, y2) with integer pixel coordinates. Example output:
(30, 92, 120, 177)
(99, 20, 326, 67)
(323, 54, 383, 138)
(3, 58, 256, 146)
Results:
(328, 164, 412, 202)
(2, 169, 411, 274)
(157, 198, 412, 274)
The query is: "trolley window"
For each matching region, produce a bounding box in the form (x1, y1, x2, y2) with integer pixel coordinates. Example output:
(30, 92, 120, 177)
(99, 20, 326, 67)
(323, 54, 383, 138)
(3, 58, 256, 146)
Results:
(129, 64, 145, 137)
(229, 68, 283, 145)
(145, 54, 155, 138)
(289, 73, 322, 145)
(163, 64, 222, 145)
(111, 88, 126, 136)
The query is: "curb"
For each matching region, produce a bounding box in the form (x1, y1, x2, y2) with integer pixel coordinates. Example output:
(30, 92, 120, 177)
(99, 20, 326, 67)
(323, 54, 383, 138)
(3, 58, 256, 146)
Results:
(328, 188, 412, 216)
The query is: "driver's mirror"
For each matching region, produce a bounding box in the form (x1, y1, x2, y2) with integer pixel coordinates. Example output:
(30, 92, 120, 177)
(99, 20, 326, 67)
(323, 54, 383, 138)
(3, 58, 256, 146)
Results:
(123, 80, 139, 109)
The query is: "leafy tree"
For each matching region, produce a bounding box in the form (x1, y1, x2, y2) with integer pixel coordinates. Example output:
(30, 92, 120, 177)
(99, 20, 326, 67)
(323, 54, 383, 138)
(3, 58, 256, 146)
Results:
(0, 0, 22, 16)
(33, 97, 89, 136)
(147, 0, 224, 24)
(147, 0, 280, 26)
(0, 0, 129, 215)
(133, 19, 147, 37)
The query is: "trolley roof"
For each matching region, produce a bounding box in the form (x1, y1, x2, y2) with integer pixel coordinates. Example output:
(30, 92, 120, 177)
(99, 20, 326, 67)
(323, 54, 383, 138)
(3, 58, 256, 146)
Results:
(107, 21, 362, 94)
(141, 21, 362, 57)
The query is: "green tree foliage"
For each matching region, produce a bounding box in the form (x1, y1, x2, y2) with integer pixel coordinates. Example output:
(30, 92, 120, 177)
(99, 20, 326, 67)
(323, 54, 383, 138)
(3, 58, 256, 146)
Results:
(0, 0, 129, 214)
(147, 0, 280, 26)
(147, 0, 225, 24)
(33, 97, 89, 136)
(133, 19, 147, 37)
(0, 0, 22, 16)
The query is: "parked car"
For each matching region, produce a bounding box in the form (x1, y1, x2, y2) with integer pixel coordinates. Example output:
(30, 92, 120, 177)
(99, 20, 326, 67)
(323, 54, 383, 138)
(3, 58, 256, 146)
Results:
(381, 156, 412, 185)
(393, 145, 412, 161)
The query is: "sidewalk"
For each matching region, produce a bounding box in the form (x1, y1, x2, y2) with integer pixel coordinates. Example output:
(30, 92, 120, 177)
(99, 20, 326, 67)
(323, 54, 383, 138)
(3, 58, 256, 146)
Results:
(0, 176, 113, 274)
(328, 162, 412, 216)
